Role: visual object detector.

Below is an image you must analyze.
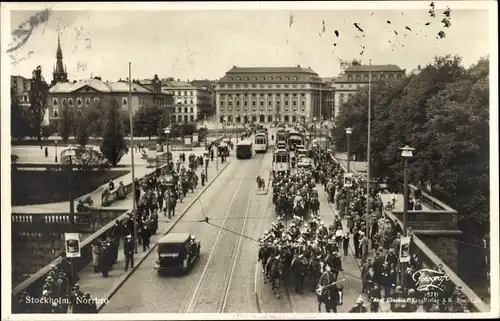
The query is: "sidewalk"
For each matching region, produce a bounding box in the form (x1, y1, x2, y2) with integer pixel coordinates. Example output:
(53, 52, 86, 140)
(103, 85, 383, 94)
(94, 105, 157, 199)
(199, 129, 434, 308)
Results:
(72, 160, 231, 312)
(11, 150, 209, 214)
(286, 184, 364, 313)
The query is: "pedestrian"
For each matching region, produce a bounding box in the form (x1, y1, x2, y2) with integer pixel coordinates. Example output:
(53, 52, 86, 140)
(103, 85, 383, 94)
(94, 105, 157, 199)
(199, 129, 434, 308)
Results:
(124, 234, 135, 271)
(201, 170, 206, 186)
(100, 241, 110, 278)
(91, 243, 100, 273)
(342, 232, 350, 256)
(45, 147, 48, 158)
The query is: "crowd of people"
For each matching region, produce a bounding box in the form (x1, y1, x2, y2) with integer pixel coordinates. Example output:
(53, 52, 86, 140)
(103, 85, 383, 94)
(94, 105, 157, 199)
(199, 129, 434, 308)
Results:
(260, 143, 471, 313)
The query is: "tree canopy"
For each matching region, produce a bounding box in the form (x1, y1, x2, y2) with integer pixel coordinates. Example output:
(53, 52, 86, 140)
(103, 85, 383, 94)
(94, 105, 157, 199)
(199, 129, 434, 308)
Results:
(133, 104, 164, 139)
(333, 55, 490, 236)
(99, 98, 128, 166)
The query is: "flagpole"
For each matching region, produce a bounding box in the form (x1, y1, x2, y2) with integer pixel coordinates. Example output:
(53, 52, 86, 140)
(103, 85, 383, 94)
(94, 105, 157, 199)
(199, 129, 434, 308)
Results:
(366, 59, 372, 240)
(128, 62, 138, 254)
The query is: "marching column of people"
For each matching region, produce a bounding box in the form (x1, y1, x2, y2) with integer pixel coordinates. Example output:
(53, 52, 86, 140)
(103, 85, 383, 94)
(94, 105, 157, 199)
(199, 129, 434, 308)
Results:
(313, 146, 470, 313)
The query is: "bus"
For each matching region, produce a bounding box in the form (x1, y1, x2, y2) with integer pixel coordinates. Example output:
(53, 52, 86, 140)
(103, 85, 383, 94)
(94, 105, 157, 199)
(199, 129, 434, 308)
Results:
(236, 140, 253, 159)
(254, 133, 268, 153)
(276, 128, 287, 146)
(287, 129, 304, 152)
(272, 149, 290, 173)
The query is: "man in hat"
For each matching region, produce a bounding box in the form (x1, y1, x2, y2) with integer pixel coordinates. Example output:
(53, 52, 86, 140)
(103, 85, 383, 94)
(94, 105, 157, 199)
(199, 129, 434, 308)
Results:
(349, 296, 368, 313)
(291, 252, 308, 294)
(317, 265, 340, 312)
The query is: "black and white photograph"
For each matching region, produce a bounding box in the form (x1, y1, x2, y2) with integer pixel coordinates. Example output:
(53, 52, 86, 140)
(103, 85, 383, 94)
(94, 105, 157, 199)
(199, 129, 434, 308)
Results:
(1, 1, 498, 318)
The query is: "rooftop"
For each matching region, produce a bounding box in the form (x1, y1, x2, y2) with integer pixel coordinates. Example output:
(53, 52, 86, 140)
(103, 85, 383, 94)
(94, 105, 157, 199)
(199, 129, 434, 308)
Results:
(227, 66, 317, 74)
(345, 64, 404, 73)
(161, 80, 195, 89)
(49, 78, 152, 94)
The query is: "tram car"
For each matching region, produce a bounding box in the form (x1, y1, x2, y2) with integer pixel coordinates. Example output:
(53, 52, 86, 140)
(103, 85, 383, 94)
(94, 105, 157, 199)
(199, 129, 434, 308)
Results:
(272, 148, 290, 174)
(276, 128, 287, 145)
(236, 140, 253, 159)
(287, 129, 304, 152)
(254, 132, 268, 153)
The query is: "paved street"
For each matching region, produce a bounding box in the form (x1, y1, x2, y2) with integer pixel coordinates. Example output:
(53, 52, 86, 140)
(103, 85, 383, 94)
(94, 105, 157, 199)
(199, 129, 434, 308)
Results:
(71, 160, 229, 312)
(101, 147, 273, 313)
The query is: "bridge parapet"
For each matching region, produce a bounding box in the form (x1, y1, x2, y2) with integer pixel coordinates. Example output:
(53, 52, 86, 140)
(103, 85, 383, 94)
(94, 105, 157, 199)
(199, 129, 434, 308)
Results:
(11, 210, 131, 313)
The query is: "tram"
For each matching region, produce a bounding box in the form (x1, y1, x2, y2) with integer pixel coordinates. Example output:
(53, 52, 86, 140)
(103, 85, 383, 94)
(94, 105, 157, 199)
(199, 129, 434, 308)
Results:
(272, 148, 290, 173)
(276, 128, 287, 146)
(254, 132, 268, 153)
(287, 129, 304, 152)
(236, 140, 253, 159)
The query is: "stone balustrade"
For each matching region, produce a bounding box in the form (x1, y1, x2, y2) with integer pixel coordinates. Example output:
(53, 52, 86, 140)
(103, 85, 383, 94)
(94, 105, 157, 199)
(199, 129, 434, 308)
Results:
(11, 210, 132, 313)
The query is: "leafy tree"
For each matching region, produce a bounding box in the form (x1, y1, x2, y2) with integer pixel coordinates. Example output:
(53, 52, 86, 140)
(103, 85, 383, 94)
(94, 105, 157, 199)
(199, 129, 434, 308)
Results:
(76, 115, 89, 146)
(182, 122, 197, 136)
(59, 102, 74, 143)
(133, 104, 163, 139)
(119, 109, 131, 136)
(28, 66, 50, 141)
(100, 98, 128, 166)
(41, 124, 57, 139)
(156, 109, 170, 144)
(82, 98, 108, 137)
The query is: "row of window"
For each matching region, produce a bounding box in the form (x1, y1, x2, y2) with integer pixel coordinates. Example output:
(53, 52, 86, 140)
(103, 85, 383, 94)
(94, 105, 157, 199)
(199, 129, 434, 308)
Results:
(346, 73, 402, 81)
(219, 83, 307, 89)
(176, 115, 195, 122)
(219, 108, 306, 114)
(176, 107, 195, 113)
(217, 115, 301, 123)
(221, 100, 306, 107)
(170, 90, 194, 96)
(175, 99, 194, 105)
(53, 97, 103, 106)
(228, 75, 300, 81)
(220, 92, 306, 98)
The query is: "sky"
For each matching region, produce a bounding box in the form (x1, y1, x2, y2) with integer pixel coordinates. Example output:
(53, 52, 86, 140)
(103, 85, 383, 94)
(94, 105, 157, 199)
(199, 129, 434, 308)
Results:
(4, 1, 494, 82)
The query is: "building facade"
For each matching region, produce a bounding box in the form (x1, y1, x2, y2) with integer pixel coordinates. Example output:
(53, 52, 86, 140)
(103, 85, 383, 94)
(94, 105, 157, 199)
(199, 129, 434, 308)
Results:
(47, 78, 173, 123)
(11, 75, 51, 125)
(190, 79, 217, 119)
(215, 66, 330, 125)
(161, 78, 212, 123)
(331, 64, 406, 122)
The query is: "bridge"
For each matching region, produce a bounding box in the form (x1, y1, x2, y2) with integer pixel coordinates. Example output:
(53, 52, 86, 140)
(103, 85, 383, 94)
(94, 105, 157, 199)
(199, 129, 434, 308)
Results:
(10, 137, 490, 314)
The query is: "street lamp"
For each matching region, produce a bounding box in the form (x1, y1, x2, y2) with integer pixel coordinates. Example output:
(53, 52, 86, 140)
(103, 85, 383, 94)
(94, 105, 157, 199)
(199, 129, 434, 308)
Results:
(164, 127, 171, 158)
(65, 149, 76, 223)
(400, 144, 415, 288)
(204, 119, 208, 150)
(345, 127, 353, 219)
(54, 138, 59, 163)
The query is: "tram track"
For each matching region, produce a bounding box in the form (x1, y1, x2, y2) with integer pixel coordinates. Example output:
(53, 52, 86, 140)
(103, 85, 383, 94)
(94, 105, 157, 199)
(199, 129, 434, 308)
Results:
(185, 153, 266, 313)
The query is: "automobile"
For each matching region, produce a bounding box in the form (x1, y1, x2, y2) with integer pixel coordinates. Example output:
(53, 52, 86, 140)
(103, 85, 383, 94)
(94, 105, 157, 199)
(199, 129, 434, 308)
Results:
(154, 232, 200, 275)
(297, 157, 314, 169)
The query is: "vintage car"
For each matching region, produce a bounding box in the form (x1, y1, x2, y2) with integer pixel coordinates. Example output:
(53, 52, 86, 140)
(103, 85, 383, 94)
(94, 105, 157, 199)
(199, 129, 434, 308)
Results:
(297, 157, 314, 169)
(154, 233, 200, 274)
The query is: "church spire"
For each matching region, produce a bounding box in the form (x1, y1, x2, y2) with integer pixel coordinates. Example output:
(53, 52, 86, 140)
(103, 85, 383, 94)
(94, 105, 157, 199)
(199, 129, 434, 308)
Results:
(52, 34, 68, 85)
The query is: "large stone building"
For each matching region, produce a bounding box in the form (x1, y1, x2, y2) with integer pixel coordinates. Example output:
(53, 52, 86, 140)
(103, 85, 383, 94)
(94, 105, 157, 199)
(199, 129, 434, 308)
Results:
(190, 79, 217, 119)
(215, 66, 331, 125)
(47, 37, 173, 124)
(161, 78, 213, 123)
(330, 64, 406, 121)
(11, 75, 51, 125)
(48, 78, 173, 122)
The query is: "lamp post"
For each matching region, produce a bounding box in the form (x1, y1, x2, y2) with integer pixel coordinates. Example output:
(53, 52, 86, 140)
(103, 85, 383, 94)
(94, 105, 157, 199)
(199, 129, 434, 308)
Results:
(164, 127, 171, 158)
(400, 144, 415, 287)
(204, 119, 208, 149)
(66, 149, 76, 223)
(345, 127, 353, 217)
(54, 138, 59, 163)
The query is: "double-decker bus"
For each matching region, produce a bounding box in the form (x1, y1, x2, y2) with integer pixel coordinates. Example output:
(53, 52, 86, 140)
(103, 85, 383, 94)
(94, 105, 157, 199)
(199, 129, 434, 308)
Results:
(254, 132, 268, 153)
(287, 129, 304, 152)
(276, 128, 287, 146)
(272, 148, 290, 173)
(236, 140, 253, 159)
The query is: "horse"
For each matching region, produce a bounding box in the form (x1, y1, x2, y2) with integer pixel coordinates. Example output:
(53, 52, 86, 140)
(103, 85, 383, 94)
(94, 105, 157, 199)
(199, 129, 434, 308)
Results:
(293, 202, 307, 219)
(267, 257, 285, 299)
(308, 259, 324, 292)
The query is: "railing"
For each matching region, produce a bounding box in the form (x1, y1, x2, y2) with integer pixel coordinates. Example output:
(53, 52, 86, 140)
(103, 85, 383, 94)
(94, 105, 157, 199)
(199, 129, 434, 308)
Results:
(11, 210, 125, 233)
(390, 210, 459, 231)
(11, 210, 132, 313)
(328, 152, 489, 313)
